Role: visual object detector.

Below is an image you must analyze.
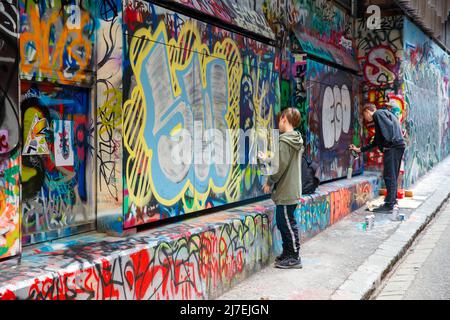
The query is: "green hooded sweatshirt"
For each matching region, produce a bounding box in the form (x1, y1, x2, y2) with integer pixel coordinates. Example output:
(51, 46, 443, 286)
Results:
(267, 130, 304, 205)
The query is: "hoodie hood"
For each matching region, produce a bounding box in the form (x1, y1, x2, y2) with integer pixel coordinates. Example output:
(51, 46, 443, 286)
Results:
(280, 130, 304, 151)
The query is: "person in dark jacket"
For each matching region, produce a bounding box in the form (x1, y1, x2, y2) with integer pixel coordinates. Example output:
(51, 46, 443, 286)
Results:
(349, 103, 406, 213)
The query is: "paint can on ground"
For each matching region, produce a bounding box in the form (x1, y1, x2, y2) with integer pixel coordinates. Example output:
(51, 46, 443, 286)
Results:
(365, 215, 375, 230)
(391, 204, 400, 221)
(398, 213, 406, 221)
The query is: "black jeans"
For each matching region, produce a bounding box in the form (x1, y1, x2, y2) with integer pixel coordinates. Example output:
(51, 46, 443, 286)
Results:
(276, 204, 301, 259)
(383, 147, 405, 207)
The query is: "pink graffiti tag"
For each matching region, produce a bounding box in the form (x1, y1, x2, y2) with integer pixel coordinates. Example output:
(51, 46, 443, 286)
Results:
(0, 130, 8, 153)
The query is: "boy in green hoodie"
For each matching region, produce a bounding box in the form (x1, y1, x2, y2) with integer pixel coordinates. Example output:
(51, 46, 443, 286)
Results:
(260, 107, 304, 269)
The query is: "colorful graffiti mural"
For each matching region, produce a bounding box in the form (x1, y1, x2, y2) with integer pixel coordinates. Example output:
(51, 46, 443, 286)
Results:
(122, 1, 279, 227)
(0, 0, 21, 260)
(96, 0, 124, 235)
(21, 83, 95, 245)
(356, 15, 405, 169)
(19, 0, 96, 85)
(403, 18, 450, 187)
(305, 60, 363, 182)
(0, 208, 272, 300)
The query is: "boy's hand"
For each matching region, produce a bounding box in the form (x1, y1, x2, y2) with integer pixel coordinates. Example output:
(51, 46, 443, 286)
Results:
(263, 183, 271, 194)
(258, 151, 267, 162)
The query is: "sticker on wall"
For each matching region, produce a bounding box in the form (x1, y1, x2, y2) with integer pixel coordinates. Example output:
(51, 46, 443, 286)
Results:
(0, 130, 8, 153)
(54, 120, 74, 167)
(23, 115, 50, 155)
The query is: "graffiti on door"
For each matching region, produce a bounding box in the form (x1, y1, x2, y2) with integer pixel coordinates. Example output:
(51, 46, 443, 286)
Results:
(21, 83, 95, 245)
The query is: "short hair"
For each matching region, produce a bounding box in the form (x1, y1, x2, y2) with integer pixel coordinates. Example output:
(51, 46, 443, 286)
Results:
(363, 103, 377, 113)
(278, 107, 301, 128)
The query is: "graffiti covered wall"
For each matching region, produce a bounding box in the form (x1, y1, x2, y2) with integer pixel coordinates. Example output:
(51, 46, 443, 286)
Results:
(403, 18, 450, 187)
(356, 16, 405, 169)
(122, 1, 279, 227)
(305, 60, 363, 182)
(0, 0, 21, 260)
(357, 15, 450, 187)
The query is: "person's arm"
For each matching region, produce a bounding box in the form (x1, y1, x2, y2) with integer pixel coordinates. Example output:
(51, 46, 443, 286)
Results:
(360, 138, 377, 152)
(267, 141, 292, 187)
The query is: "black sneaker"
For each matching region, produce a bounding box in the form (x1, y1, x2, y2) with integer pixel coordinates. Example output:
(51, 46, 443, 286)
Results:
(372, 204, 394, 213)
(274, 257, 303, 269)
(275, 252, 288, 263)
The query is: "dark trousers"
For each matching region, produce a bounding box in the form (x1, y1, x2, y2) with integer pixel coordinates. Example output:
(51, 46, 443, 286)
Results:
(276, 204, 301, 259)
(383, 147, 405, 207)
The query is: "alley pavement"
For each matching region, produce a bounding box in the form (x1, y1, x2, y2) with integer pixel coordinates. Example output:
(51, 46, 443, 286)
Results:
(218, 157, 450, 300)
(374, 199, 450, 300)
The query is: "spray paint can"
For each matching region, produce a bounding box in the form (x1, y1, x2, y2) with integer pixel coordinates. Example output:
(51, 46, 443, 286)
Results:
(347, 150, 360, 179)
(347, 153, 355, 179)
(347, 167, 353, 180)
(391, 204, 400, 221)
(365, 215, 375, 230)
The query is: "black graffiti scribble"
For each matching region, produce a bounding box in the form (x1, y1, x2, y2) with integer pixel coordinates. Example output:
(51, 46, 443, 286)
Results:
(0, 0, 20, 158)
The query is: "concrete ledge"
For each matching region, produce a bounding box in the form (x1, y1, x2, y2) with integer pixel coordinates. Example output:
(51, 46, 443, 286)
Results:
(0, 173, 380, 300)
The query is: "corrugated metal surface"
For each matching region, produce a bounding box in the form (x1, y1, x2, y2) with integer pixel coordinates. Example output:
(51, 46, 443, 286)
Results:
(396, 0, 450, 40)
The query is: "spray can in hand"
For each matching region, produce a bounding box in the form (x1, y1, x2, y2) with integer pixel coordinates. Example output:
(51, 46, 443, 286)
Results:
(347, 150, 359, 179)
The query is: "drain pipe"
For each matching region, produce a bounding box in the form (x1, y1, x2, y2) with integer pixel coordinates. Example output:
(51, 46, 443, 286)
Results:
(351, 0, 358, 40)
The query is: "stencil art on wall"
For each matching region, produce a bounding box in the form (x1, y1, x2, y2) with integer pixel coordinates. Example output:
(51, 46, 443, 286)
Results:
(23, 115, 50, 155)
(54, 121, 74, 167)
